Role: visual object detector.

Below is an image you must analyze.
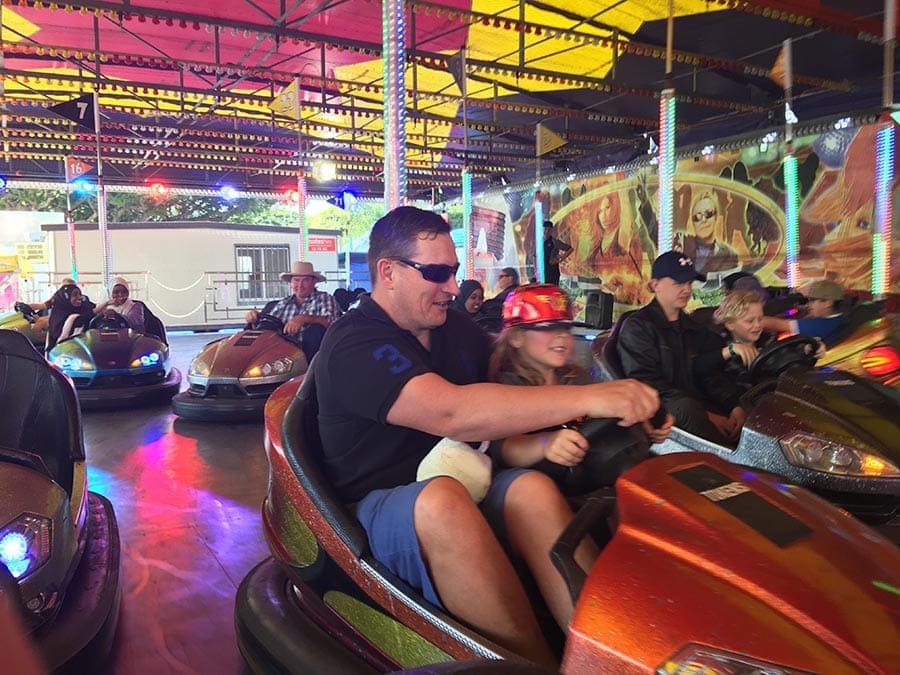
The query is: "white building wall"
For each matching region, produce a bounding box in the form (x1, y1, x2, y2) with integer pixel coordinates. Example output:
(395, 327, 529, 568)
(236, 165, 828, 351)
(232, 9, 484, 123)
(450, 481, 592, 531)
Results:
(42, 222, 340, 328)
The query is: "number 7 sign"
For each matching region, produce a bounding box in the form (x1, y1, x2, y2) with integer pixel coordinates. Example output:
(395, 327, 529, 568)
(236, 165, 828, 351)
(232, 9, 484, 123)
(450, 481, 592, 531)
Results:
(49, 94, 98, 133)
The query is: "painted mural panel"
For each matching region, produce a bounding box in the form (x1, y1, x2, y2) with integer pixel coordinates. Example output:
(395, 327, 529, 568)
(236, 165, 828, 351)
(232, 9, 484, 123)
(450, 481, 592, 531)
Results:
(469, 121, 899, 321)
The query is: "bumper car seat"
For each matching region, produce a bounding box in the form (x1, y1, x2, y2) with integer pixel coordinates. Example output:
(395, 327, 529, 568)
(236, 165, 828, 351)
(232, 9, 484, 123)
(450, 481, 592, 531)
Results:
(0, 330, 80, 495)
(139, 302, 168, 344)
(281, 356, 369, 557)
(595, 310, 635, 381)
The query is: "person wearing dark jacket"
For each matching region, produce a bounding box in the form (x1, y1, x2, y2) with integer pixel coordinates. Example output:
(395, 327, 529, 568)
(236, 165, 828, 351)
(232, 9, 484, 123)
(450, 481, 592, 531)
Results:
(617, 251, 746, 444)
(46, 283, 96, 350)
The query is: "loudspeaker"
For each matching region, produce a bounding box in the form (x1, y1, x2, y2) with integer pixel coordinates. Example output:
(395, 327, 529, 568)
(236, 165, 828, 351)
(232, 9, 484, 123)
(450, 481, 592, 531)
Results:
(584, 290, 613, 330)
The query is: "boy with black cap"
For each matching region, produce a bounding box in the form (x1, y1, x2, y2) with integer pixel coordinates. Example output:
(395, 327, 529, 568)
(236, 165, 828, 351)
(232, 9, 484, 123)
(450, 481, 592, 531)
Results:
(616, 251, 747, 444)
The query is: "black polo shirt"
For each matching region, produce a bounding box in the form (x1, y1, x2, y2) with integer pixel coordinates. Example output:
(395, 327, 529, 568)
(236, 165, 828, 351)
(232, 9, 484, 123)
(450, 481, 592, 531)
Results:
(317, 295, 491, 503)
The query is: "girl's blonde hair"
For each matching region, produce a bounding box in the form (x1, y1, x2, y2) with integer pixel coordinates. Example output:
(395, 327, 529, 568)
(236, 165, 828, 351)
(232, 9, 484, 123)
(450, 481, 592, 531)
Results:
(713, 290, 763, 325)
(488, 326, 586, 386)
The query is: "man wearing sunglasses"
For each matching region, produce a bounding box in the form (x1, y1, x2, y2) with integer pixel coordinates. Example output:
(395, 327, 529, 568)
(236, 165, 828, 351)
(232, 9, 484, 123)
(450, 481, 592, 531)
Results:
(315, 206, 660, 667)
(675, 190, 738, 276)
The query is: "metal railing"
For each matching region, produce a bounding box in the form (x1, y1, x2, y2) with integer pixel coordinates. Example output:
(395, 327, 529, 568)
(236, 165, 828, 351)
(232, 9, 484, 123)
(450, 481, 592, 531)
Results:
(8, 269, 352, 330)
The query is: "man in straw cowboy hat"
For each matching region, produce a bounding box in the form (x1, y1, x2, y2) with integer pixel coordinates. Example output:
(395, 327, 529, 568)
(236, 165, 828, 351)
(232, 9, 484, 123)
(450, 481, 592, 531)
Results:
(244, 260, 341, 362)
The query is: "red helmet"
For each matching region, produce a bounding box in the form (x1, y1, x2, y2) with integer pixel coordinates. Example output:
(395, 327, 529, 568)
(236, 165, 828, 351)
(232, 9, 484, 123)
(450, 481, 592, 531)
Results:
(502, 284, 574, 328)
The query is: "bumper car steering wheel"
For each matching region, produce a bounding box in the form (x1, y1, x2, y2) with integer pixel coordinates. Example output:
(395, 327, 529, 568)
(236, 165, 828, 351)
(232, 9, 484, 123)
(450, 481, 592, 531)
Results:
(14, 301, 37, 322)
(250, 313, 285, 333)
(748, 335, 820, 381)
(558, 410, 665, 496)
(89, 312, 131, 331)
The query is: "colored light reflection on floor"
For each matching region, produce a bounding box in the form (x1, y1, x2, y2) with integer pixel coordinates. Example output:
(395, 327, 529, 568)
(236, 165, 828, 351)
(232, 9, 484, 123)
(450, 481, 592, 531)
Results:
(79, 334, 271, 674)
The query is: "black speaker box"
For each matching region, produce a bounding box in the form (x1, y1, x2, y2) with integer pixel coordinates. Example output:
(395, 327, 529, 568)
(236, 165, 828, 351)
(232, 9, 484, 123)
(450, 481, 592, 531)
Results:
(584, 290, 613, 329)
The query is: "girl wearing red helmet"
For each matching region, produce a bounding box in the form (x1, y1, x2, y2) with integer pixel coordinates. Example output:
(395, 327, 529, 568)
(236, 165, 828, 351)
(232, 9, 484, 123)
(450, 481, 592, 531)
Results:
(488, 284, 672, 494)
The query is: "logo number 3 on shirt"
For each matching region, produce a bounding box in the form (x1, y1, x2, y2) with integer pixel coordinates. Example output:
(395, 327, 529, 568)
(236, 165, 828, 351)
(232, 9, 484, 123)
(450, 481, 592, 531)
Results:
(373, 344, 413, 374)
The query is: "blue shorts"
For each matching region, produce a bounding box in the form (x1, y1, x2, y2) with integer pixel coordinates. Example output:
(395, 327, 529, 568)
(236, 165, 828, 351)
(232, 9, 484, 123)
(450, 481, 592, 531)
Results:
(354, 467, 531, 609)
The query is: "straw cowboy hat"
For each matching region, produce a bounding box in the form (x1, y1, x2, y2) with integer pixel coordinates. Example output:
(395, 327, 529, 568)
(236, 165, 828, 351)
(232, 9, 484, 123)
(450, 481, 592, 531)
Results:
(280, 260, 326, 283)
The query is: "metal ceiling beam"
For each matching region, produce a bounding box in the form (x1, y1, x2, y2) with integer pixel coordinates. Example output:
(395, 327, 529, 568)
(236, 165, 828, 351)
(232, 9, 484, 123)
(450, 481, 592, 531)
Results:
(7, 1, 865, 95)
(729, 0, 886, 39)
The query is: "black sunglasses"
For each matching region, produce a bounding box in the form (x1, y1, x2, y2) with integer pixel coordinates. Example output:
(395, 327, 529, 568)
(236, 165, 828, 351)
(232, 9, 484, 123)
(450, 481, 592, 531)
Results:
(692, 209, 717, 223)
(393, 258, 460, 283)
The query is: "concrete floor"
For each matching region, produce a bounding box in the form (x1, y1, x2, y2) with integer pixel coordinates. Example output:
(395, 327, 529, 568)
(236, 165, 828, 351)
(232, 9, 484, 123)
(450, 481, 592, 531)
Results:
(83, 332, 269, 675)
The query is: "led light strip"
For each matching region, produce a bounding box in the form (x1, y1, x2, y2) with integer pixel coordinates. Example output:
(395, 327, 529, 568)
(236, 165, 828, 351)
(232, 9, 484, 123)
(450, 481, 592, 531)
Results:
(463, 169, 473, 278)
(873, 123, 894, 295)
(783, 153, 799, 288)
(381, 0, 407, 208)
(657, 91, 676, 253)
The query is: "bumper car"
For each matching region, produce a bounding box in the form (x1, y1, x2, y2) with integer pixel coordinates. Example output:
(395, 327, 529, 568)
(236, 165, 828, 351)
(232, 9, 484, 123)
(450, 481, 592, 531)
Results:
(814, 301, 900, 388)
(234, 362, 899, 674)
(0, 329, 120, 672)
(47, 311, 181, 410)
(0, 302, 48, 350)
(172, 313, 306, 422)
(595, 318, 900, 525)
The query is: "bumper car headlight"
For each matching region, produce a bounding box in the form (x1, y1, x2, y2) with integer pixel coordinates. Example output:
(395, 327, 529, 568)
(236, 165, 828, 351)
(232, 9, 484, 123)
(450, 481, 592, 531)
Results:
(0, 514, 51, 581)
(52, 354, 93, 371)
(245, 357, 293, 378)
(189, 358, 210, 377)
(657, 644, 811, 674)
(780, 432, 900, 477)
(130, 352, 162, 368)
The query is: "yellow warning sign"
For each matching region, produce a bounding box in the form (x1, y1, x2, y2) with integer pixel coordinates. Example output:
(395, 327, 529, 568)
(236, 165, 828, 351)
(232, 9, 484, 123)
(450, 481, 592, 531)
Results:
(15, 242, 48, 264)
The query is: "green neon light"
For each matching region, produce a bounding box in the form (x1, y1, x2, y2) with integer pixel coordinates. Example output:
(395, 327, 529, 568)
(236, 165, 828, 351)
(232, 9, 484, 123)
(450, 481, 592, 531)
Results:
(873, 580, 900, 597)
(783, 154, 799, 288)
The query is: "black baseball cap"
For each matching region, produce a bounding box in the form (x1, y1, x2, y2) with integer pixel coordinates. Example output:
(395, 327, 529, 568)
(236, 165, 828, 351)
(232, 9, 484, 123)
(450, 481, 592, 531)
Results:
(651, 251, 706, 283)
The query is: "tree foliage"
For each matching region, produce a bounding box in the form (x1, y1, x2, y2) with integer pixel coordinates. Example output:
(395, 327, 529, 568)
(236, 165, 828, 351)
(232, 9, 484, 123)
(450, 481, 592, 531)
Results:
(0, 188, 464, 250)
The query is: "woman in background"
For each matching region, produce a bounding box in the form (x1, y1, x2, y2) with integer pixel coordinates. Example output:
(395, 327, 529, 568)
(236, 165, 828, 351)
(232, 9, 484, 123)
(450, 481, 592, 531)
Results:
(46, 283, 95, 350)
(452, 280, 485, 319)
(95, 277, 146, 333)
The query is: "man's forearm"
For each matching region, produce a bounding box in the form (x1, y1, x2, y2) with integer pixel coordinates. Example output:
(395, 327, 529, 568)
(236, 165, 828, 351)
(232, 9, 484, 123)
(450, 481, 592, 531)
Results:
(301, 314, 331, 327)
(387, 375, 659, 442)
(760, 316, 792, 333)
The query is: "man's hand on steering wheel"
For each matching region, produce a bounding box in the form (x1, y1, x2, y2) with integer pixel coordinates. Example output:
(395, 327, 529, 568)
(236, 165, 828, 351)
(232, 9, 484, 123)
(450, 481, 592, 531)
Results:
(583, 379, 660, 427)
(249, 313, 285, 333)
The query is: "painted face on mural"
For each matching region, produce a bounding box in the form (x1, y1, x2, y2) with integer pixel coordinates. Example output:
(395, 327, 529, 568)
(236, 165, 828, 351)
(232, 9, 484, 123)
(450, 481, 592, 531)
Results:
(692, 197, 718, 242)
(598, 196, 614, 229)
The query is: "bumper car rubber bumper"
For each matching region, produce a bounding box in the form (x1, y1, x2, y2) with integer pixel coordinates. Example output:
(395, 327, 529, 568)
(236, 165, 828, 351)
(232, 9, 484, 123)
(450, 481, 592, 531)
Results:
(235, 558, 379, 675)
(75, 368, 182, 410)
(172, 389, 267, 422)
(33, 491, 121, 674)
